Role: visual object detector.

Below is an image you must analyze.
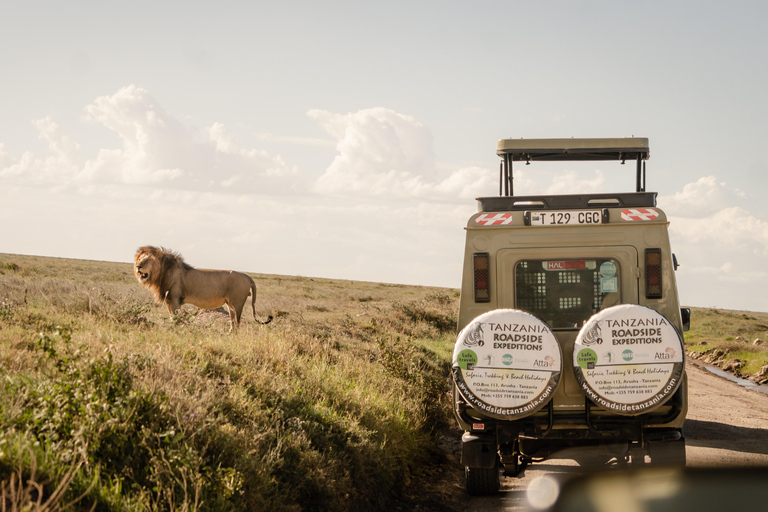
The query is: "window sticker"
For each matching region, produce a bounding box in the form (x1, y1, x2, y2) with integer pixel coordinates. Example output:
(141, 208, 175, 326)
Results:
(599, 261, 617, 277)
(600, 277, 618, 293)
(542, 260, 596, 271)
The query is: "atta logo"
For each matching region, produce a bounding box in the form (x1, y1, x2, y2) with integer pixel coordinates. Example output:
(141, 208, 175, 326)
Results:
(655, 347, 676, 360)
(533, 355, 555, 368)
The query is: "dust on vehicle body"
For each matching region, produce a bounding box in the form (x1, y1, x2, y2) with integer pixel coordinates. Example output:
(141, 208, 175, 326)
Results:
(452, 138, 690, 495)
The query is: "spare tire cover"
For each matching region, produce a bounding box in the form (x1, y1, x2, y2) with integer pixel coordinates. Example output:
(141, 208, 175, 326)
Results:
(573, 304, 685, 416)
(452, 309, 562, 420)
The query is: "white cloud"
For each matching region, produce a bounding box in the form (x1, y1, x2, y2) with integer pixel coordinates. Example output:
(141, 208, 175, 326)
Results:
(80, 85, 198, 185)
(433, 166, 498, 199)
(660, 177, 768, 255)
(0, 95, 613, 204)
(669, 206, 768, 253)
(309, 107, 437, 196)
(205, 122, 299, 189)
(0, 117, 83, 185)
(659, 175, 747, 217)
(660, 177, 768, 311)
(309, 107, 504, 200)
(252, 132, 335, 148)
(0, 85, 298, 193)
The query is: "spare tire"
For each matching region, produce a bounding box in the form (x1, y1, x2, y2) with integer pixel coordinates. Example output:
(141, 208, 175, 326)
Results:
(452, 309, 562, 420)
(573, 304, 685, 416)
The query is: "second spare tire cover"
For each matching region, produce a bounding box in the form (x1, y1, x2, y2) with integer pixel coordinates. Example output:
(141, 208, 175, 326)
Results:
(573, 304, 685, 416)
(452, 309, 562, 420)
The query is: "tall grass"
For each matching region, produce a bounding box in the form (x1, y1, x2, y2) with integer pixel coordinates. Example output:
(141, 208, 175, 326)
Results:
(0, 254, 462, 511)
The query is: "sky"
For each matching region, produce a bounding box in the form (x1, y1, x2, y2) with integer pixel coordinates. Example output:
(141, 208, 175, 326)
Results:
(2, 0, 768, 312)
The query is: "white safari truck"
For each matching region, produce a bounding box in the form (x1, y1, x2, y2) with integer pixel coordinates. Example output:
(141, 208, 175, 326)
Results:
(452, 138, 690, 495)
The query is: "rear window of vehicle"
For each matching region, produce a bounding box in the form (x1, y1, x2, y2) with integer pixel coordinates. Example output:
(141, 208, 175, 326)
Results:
(515, 258, 621, 329)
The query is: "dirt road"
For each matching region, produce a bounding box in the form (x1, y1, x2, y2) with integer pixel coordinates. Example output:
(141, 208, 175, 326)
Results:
(464, 361, 768, 511)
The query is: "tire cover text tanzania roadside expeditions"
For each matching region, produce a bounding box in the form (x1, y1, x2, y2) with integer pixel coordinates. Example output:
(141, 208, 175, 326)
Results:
(452, 309, 562, 420)
(573, 304, 685, 415)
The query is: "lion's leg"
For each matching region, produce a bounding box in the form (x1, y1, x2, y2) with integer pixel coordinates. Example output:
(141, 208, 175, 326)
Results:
(225, 303, 239, 333)
(228, 293, 248, 331)
(251, 284, 257, 321)
(165, 295, 182, 318)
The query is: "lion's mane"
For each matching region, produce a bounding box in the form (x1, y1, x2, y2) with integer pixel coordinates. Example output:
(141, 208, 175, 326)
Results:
(134, 246, 192, 303)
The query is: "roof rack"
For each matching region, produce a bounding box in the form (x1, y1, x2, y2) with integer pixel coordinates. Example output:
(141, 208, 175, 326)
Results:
(477, 192, 657, 212)
(495, 137, 650, 196)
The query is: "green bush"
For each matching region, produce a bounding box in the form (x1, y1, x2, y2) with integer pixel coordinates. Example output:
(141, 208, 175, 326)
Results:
(1, 326, 241, 511)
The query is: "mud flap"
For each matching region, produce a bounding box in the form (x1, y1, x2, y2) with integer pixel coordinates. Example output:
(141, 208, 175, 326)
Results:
(462, 432, 497, 469)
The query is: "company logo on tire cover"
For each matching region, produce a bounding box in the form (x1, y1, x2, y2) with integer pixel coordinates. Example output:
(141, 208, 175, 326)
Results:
(463, 322, 485, 347)
(573, 304, 685, 416)
(452, 309, 562, 420)
(581, 322, 603, 346)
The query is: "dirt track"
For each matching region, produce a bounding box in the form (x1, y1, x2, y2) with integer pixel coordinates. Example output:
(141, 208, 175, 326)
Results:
(464, 360, 768, 511)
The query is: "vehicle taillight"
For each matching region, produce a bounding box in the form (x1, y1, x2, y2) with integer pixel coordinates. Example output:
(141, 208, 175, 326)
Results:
(473, 253, 491, 303)
(645, 248, 662, 298)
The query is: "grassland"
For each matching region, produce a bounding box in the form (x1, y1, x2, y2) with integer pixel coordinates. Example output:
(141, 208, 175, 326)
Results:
(0, 253, 464, 511)
(684, 307, 768, 383)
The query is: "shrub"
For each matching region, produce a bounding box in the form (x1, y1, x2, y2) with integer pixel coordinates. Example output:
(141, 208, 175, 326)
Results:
(2, 326, 242, 511)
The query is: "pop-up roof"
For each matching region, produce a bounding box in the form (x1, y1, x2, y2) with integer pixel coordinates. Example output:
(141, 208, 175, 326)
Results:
(485, 137, 654, 210)
(496, 137, 649, 162)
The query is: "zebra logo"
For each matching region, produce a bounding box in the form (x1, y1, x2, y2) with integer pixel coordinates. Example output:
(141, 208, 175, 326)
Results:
(582, 321, 603, 346)
(464, 322, 485, 347)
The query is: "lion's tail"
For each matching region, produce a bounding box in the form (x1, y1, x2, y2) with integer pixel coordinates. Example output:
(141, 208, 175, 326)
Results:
(250, 278, 273, 325)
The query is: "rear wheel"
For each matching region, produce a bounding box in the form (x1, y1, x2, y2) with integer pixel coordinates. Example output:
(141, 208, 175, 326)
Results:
(465, 458, 501, 495)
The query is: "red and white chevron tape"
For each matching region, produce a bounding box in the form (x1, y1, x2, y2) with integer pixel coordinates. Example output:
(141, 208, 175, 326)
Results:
(475, 213, 513, 226)
(621, 208, 659, 221)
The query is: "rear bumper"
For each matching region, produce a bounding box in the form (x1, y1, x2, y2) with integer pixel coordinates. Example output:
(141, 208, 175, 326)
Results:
(455, 384, 686, 455)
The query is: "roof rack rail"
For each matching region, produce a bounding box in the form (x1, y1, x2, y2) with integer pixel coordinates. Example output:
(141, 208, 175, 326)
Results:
(477, 192, 657, 212)
(495, 137, 650, 196)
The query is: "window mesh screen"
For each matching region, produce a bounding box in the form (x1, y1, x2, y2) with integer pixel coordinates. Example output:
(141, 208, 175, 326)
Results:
(559, 297, 583, 309)
(515, 259, 621, 329)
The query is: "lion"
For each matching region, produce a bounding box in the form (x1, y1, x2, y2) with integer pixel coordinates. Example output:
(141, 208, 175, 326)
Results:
(134, 246, 272, 332)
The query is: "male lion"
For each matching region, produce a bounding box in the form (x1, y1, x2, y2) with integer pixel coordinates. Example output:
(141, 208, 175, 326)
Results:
(134, 246, 272, 332)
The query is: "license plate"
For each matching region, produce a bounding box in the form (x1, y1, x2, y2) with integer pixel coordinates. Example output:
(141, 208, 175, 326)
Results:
(526, 210, 605, 226)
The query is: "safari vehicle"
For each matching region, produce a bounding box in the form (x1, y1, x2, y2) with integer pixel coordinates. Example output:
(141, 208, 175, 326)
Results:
(451, 138, 690, 495)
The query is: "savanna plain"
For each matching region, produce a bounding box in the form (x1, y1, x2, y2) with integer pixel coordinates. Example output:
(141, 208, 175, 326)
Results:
(2, 253, 768, 512)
